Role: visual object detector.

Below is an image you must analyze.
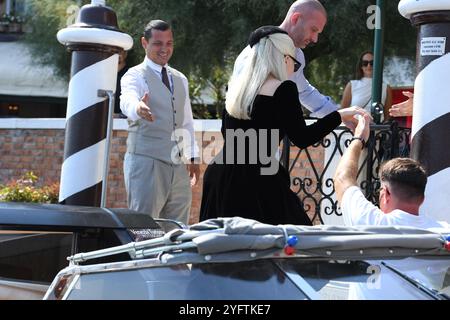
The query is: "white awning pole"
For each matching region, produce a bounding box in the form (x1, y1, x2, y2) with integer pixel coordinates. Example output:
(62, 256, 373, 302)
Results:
(6, 0, 12, 15)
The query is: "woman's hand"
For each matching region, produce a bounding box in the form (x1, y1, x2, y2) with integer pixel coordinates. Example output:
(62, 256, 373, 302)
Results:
(389, 91, 413, 117)
(354, 113, 371, 143)
(338, 106, 372, 132)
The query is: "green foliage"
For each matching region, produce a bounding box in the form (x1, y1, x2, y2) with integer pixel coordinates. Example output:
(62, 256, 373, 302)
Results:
(24, 0, 77, 81)
(0, 172, 59, 204)
(306, 0, 416, 102)
(24, 0, 417, 115)
(206, 64, 232, 119)
(106, 0, 291, 78)
(189, 73, 211, 119)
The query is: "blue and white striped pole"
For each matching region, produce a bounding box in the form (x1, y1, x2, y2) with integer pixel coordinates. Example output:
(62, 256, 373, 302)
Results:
(57, 0, 133, 206)
(399, 0, 450, 223)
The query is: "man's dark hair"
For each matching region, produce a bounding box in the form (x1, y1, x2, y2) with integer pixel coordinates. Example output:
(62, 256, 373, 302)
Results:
(144, 20, 171, 40)
(380, 158, 427, 201)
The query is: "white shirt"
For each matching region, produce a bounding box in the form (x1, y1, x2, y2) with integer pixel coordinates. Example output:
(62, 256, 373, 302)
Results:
(350, 77, 387, 121)
(120, 57, 199, 159)
(341, 186, 446, 229)
(350, 77, 387, 110)
(232, 46, 338, 118)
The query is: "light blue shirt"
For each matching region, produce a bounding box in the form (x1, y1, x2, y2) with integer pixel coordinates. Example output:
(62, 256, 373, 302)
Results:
(232, 46, 338, 118)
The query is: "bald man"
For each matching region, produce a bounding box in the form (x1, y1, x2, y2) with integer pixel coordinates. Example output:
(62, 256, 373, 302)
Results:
(232, 0, 337, 118)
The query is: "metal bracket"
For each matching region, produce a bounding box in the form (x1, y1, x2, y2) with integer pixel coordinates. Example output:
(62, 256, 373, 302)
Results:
(98, 89, 115, 208)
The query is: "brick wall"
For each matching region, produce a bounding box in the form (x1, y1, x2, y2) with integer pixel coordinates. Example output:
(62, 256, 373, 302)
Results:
(0, 120, 325, 225)
(0, 128, 130, 209)
(0, 129, 65, 186)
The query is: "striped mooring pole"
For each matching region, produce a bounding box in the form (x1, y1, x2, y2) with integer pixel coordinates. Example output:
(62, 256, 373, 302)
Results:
(399, 0, 450, 223)
(57, 0, 133, 207)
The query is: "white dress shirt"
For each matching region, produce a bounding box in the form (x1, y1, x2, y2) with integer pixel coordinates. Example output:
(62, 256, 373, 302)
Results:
(120, 56, 199, 159)
(232, 46, 338, 118)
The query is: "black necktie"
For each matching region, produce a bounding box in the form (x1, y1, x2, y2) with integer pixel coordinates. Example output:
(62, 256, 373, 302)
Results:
(161, 67, 171, 91)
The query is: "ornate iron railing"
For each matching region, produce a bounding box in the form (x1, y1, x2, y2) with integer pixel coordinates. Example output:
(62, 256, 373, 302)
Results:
(280, 121, 411, 224)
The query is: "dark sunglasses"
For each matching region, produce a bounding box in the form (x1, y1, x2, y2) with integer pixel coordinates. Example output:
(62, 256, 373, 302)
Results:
(286, 55, 302, 72)
(362, 60, 374, 67)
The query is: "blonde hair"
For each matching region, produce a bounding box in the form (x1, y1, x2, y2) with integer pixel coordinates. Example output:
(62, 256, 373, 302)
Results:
(226, 33, 296, 120)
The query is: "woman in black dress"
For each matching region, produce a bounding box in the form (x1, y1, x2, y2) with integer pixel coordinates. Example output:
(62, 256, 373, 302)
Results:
(200, 27, 368, 225)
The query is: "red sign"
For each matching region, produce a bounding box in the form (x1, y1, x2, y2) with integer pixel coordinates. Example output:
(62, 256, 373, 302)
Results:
(391, 86, 414, 128)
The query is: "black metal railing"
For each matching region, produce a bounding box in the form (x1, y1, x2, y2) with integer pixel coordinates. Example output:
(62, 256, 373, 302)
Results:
(281, 121, 411, 224)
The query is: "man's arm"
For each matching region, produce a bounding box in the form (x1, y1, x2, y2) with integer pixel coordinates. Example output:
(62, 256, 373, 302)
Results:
(293, 71, 338, 118)
(120, 68, 143, 121)
(334, 115, 371, 204)
(334, 137, 363, 204)
(120, 68, 154, 122)
(292, 49, 338, 118)
(180, 76, 200, 161)
(180, 75, 200, 186)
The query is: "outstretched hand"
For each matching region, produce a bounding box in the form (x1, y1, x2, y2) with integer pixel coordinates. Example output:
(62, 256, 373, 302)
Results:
(137, 92, 154, 122)
(338, 106, 372, 133)
(389, 91, 413, 117)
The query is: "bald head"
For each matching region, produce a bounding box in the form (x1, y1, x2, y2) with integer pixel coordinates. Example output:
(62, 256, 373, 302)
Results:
(280, 0, 327, 49)
(288, 0, 327, 18)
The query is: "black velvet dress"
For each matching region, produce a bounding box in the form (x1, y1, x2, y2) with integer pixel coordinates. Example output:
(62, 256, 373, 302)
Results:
(200, 80, 341, 225)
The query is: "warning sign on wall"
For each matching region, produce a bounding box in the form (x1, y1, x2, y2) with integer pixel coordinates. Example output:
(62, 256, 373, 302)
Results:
(420, 37, 446, 56)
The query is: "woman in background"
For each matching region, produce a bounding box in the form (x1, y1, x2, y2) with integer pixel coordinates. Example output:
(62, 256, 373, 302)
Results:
(341, 51, 392, 122)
